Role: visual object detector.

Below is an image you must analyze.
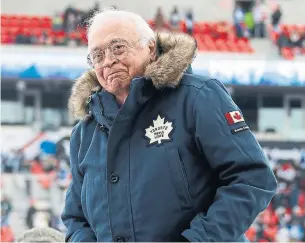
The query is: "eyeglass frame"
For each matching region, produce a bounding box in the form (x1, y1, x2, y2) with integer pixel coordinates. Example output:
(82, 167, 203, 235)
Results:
(86, 38, 142, 69)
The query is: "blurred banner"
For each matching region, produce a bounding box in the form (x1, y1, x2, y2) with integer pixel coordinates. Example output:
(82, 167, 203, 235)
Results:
(2, 45, 305, 86)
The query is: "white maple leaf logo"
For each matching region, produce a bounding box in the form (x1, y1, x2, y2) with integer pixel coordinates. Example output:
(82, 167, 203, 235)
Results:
(145, 115, 173, 145)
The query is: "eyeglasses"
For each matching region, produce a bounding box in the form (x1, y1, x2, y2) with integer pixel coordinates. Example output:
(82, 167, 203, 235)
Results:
(87, 39, 134, 70)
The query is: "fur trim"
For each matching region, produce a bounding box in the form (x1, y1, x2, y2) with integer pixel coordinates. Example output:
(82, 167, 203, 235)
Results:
(68, 69, 101, 120)
(69, 32, 197, 119)
(17, 227, 65, 242)
(144, 32, 197, 89)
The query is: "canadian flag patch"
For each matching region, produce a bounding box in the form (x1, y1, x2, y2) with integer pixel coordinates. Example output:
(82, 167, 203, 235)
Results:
(224, 111, 244, 125)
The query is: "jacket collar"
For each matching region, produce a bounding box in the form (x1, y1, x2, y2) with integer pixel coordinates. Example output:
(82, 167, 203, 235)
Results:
(69, 32, 197, 120)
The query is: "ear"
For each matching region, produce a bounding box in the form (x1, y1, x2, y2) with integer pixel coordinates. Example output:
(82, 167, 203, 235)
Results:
(148, 40, 157, 61)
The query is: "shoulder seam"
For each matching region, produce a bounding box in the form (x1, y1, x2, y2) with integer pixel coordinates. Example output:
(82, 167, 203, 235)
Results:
(191, 78, 222, 126)
(180, 77, 215, 89)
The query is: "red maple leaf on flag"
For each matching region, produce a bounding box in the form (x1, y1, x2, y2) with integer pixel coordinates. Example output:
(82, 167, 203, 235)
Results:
(233, 112, 242, 120)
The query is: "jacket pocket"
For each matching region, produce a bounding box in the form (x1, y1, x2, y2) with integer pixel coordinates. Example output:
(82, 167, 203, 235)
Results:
(165, 148, 193, 209)
(81, 174, 92, 227)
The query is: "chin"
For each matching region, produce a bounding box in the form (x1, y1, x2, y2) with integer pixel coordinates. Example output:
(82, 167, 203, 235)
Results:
(106, 78, 130, 94)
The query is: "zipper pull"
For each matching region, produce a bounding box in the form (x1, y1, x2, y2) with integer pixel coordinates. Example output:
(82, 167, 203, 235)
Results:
(99, 124, 109, 134)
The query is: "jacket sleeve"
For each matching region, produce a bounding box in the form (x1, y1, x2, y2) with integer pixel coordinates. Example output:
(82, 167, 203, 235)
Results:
(61, 125, 97, 242)
(182, 79, 277, 242)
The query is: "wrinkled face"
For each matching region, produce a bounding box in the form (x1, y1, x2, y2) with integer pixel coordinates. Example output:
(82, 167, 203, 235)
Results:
(88, 20, 155, 97)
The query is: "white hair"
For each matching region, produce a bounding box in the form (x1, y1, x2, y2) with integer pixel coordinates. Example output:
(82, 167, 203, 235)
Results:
(86, 8, 155, 47)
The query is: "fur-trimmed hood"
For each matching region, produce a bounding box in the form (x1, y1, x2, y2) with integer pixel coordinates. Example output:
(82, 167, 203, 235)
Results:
(69, 32, 197, 120)
(17, 228, 65, 242)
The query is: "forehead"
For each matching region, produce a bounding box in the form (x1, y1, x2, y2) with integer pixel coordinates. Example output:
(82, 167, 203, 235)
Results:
(88, 20, 139, 52)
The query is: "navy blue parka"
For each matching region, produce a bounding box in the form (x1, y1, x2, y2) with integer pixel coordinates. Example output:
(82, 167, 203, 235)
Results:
(62, 32, 277, 242)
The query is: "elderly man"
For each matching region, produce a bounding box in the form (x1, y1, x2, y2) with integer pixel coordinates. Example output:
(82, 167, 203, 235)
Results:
(62, 9, 277, 242)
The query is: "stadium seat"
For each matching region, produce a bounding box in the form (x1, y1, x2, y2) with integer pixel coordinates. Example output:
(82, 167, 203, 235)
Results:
(1, 34, 13, 44)
(39, 18, 52, 29)
(215, 39, 229, 52)
(281, 47, 295, 60)
(179, 21, 187, 33)
(19, 16, 32, 28)
(1, 15, 9, 27)
(32, 28, 43, 37)
(0, 15, 256, 53)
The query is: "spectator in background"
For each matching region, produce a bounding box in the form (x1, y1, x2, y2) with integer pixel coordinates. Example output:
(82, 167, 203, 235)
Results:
(300, 150, 305, 168)
(25, 175, 32, 197)
(1, 195, 12, 226)
(246, 150, 305, 242)
(15, 31, 32, 45)
(87, 1, 100, 19)
(52, 13, 63, 31)
(244, 11, 254, 37)
(10, 149, 24, 172)
(30, 156, 44, 174)
(169, 6, 181, 32)
(277, 29, 291, 54)
(271, 3, 282, 32)
(290, 218, 304, 241)
(185, 9, 194, 35)
(62, 4, 78, 32)
(54, 35, 68, 46)
(289, 29, 305, 49)
(253, 0, 266, 38)
(56, 160, 70, 202)
(276, 225, 290, 242)
(26, 200, 37, 229)
(233, 3, 245, 37)
(1, 152, 13, 173)
(65, 13, 77, 34)
(37, 31, 48, 45)
(0, 226, 14, 242)
(154, 7, 167, 31)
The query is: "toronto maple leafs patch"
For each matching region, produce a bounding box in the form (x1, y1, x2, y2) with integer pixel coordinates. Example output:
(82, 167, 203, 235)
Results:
(145, 115, 173, 145)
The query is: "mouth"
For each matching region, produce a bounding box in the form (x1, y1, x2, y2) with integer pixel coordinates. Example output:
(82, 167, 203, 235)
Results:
(105, 71, 125, 81)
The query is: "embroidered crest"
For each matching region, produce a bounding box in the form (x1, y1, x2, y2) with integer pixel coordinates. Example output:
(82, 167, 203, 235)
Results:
(145, 115, 173, 145)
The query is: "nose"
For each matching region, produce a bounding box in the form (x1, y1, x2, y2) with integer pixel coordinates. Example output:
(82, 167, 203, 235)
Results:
(102, 50, 118, 68)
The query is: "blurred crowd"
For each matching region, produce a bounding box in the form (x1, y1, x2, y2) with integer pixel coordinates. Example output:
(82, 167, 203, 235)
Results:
(12, 4, 196, 47)
(246, 150, 305, 242)
(1, 139, 71, 241)
(3, 0, 305, 60)
(11, 0, 286, 44)
(12, 2, 102, 46)
(275, 27, 305, 57)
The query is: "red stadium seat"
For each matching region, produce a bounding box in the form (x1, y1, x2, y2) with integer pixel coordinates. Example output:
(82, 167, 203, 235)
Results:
(39, 18, 52, 29)
(27, 17, 39, 28)
(32, 28, 43, 37)
(1, 15, 9, 27)
(52, 30, 66, 38)
(226, 41, 240, 52)
(2, 16, 258, 52)
(281, 47, 295, 60)
(179, 21, 187, 33)
(215, 39, 229, 52)
(1, 27, 9, 36)
(1, 34, 13, 44)
(193, 23, 201, 35)
(19, 16, 32, 28)
(10, 27, 21, 37)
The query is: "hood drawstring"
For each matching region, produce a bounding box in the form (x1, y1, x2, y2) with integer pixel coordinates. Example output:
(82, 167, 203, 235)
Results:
(96, 91, 109, 135)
